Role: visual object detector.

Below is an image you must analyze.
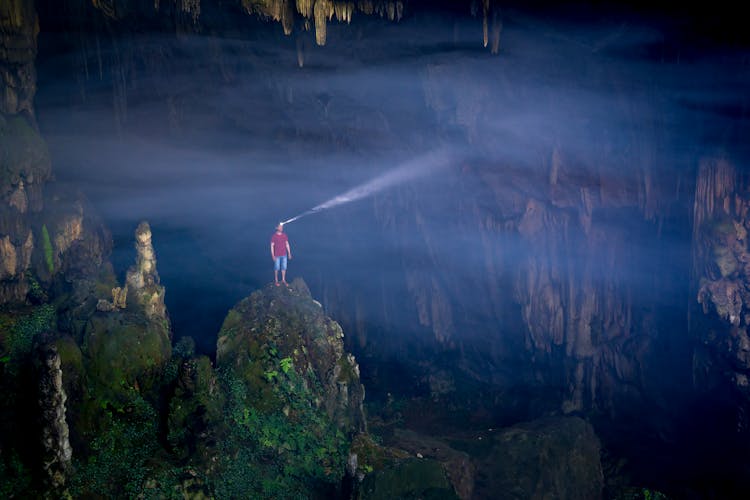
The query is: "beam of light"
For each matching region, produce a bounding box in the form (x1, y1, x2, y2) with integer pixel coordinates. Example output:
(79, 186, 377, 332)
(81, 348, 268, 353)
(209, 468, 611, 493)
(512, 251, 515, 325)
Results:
(281, 148, 453, 225)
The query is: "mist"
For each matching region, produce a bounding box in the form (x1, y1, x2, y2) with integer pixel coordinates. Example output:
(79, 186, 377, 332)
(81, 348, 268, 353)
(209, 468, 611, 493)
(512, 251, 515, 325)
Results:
(34, 4, 747, 378)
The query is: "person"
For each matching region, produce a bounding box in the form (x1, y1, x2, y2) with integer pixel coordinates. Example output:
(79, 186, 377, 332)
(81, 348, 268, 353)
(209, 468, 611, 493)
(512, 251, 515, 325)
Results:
(270, 223, 292, 287)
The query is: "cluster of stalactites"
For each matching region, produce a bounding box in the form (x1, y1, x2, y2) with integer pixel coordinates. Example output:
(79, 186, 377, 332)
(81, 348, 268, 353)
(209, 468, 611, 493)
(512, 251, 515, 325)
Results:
(243, 0, 402, 46)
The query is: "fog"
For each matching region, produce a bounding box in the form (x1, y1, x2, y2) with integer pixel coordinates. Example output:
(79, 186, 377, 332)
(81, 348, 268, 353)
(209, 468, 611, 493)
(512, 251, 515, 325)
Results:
(34, 4, 748, 364)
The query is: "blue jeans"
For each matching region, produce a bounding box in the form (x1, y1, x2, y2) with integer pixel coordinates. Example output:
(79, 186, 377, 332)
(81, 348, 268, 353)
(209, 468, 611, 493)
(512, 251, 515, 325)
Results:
(274, 255, 287, 271)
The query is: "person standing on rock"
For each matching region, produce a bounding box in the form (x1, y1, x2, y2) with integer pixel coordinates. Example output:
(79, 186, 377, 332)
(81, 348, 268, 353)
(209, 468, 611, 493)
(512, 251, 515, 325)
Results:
(271, 223, 292, 287)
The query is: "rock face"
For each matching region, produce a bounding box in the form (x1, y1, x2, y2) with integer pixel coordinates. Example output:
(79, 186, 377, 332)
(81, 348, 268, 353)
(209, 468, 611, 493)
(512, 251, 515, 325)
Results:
(126, 221, 167, 322)
(0, 0, 51, 305)
(0, 0, 39, 116)
(36, 343, 72, 490)
(166, 354, 223, 461)
(692, 158, 750, 406)
(387, 428, 475, 499)
(83, 221, 171, 408)
(216, 277, 366, 435)
(476, 416, 603, 500)
(359, 458, 459, 500)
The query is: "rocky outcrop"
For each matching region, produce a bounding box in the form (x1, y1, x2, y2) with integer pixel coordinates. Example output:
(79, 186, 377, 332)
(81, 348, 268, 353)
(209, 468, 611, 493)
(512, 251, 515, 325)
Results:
(126, 221, 167, 322)
(387, 428, 475, 499)
(36, 343, 72, 491)
(0, 0, 39, 116)
(95, 285, 127, 312)
(0, 0, 51, 305)
(216, 277, 366, 435)
(82, 222, 171, 409)
(692, 157, 750, 403)
(475, 416, 603, 500)
(359, 458, 459, 500)
(167, 354, 223, 461)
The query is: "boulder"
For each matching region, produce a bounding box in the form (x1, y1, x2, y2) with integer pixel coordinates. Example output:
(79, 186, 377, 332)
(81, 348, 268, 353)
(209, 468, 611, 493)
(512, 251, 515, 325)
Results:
(83, 311, 171, 409)
(359, 458, 459, 500)
(475, 416, 603, 500)
(216, 277, 365, 435)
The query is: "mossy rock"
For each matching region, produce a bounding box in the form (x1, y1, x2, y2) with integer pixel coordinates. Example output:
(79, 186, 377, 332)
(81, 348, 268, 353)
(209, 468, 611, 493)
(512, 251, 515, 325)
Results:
(0, 115, 51, 193)
(215, 277, 365, 433)
(359, 458, 458, 500)
(610, 486, 670, 500)
(167, 355, 224, 460)
(350, 433, 408, 477)
(54, 334, 83, 393)
(83, 311, 171, 409)
(476, 416, 603, 500)
(209, 279, 367, 496)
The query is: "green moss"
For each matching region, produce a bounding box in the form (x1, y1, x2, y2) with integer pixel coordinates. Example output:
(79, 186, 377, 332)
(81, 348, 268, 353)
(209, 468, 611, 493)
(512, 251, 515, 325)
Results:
(69, 392, 164, 497)
(213, 366, 348, 498)
(208, 279, 365, 496)
(337, 355, 358, 384)
(84, 312, 171, 410)
(55, 334, 82, 364)
(611, 487, 671, 500)
(41, 224, 54, 274)
(0, 115, 51, 187)
(351, 433, 392, 475)
(359, 458, 458, 500)
(167, 355, 224, 459)
(1, 304, 55, 374)
(0, 448, 31, 498)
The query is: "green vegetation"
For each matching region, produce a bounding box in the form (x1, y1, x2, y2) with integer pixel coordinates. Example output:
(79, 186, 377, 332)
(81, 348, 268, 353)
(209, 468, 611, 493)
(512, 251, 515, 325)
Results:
(70, 392, 163, 497)
(41, 224, 54, 274)
(1, 279, 361, 498)
(642, 489, 669, 500)
(0, 449, 31, 498)
(166, 355, 223, 460)
(213, 358, 348, 498)
(613, 487, 671, 500)
(84, 313, 171, 410)
(0, 304, 55, 373)
(26, 273, 48, 303)
(0, 115, 51, 185)
(359, 459, 458, 500)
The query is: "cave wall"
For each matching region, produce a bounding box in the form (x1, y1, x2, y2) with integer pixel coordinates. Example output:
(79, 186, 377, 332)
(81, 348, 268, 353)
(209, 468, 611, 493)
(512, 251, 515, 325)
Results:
(692, 158, 750, 415)
(0, 0, 50, 302)
(15, 0, 750, 428)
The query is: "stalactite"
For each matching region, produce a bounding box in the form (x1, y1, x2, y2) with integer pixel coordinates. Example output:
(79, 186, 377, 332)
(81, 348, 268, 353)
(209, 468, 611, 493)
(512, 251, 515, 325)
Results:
(314, 0, 334, 46)
(334, 1, 354, 23)
(180, 0, 201, 22)
(281, 0, 295, 34)
(482, 0, 489, 47)
(357, 0, 374, 16)
(245, 0, 296, 35)
(490, 9, 501, 54)
(297, 0, 314, 18)
(693, 157, 737, 240)
(37, 345, 73, 491)
(91, 0, 117, 19)
(296, 36, 305, 67)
